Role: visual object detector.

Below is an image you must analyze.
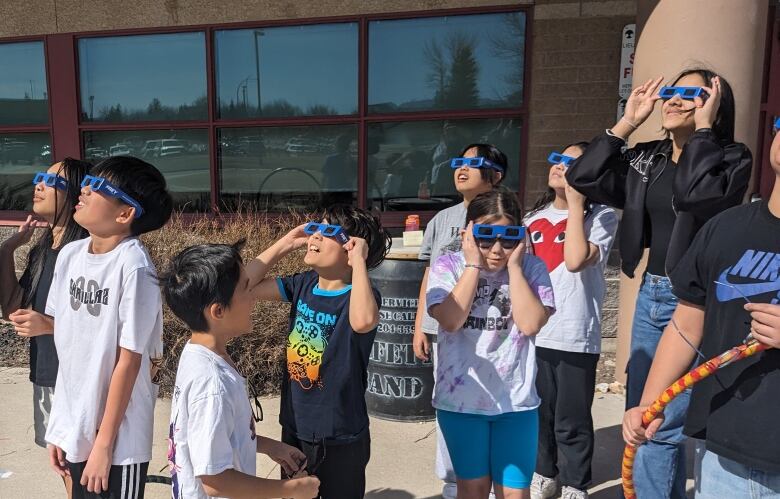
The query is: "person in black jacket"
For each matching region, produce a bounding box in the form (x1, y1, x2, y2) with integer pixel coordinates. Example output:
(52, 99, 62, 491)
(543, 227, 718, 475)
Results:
(566, 68, 751, 499)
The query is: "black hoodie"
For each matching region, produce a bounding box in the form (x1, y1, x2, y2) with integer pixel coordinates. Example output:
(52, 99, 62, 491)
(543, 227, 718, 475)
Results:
(566, 129, 752, 278)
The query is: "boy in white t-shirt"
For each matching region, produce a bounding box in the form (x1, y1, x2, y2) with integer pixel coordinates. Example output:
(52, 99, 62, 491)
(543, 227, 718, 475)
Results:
(160, 241, 320, 499)
(45, 157, 173, 498)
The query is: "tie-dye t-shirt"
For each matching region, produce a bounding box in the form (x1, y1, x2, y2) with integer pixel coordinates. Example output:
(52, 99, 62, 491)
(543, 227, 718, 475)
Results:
(426, 251, 555, 415)
(276, 271, 380, 442)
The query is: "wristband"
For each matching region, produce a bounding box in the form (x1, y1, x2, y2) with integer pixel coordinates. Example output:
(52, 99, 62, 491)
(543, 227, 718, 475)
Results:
(464, 264, 484, 270)
(621, 116, 639, 129)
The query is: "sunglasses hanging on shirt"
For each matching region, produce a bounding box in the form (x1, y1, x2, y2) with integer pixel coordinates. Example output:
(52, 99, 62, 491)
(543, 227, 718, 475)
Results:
(472, 224, 525, 250)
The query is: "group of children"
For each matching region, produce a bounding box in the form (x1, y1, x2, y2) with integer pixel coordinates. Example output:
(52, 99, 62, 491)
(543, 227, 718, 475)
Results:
(4, 65, 780, 499)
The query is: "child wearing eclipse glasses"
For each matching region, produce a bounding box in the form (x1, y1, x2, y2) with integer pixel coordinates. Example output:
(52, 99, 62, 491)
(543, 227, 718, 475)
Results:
(247, 204, 391, 499)
(43, 156, 173, 497)
(426, 187, 555, 498)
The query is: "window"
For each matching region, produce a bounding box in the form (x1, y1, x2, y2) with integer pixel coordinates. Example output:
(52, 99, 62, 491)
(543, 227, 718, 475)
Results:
(219, 125, 358, 212)
(83, 130, 210, 211)
(368, 12, 526, 113)
(0, 41, 49, 125)
(0, 40, 51, 212)
(215, 23, 358, 118)
(0, 7, 529, 224)
(78, 33, 207, 122)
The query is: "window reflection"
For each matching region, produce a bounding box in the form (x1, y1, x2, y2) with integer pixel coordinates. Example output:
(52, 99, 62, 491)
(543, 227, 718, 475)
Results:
(0, 42, 48, 125)
(369, 12, 526, 113)
(0, 133, 52, 210)
(78, 33, 207, 122)
(219, 125, 357, 212)
(215, 24, 358, 119)
(367, 118, 521, 212)
(82, 130, 210, 212)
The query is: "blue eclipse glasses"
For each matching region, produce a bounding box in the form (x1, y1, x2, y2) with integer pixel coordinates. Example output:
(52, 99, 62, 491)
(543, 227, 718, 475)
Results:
(547, 152, 576, 167)
(33, 172, 69, 191)
(774, 117, 780, 132)
(658, 86, 708, 101)
(450, 157, 505, 172)
(472, 224, 526, 249)
(303, 222, 350, 245)
(81, 175, 145, 218)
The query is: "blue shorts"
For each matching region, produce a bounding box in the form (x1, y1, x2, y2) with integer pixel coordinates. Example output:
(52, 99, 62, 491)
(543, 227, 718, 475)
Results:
(437, 408, 538, 489)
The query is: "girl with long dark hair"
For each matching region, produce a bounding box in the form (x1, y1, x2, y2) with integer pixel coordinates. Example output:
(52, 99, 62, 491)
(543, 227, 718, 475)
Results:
(0, 157, 91, 496)
(566, 68, 752, 498)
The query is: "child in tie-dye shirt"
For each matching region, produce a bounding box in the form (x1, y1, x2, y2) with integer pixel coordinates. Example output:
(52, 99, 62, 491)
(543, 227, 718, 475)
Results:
(427, 188, 555, 499)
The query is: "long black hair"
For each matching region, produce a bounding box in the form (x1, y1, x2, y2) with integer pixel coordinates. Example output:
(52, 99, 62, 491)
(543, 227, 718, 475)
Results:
(21, 158, 91, 307)
(526, 142, 592, 219)
(667, 68, 736, 145)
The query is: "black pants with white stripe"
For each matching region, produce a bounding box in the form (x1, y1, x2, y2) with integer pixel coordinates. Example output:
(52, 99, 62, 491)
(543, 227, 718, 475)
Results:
(68, 461, 149, 499)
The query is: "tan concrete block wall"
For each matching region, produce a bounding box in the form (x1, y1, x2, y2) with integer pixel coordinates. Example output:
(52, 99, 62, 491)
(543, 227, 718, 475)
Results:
(527, 3, 636, 339)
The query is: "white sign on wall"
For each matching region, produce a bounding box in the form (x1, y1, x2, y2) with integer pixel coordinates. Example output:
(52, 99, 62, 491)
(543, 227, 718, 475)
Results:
(619, 24, 636, 99)
(617, 98, 627, 122)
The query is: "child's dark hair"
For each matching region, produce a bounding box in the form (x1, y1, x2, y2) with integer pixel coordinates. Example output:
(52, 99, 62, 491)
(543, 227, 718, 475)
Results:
(526, 141, 593, 219)
(321, 204, 391, 270)
(458, 143, 508, 186)
(667, 68, 736, 145)
(159, 239, 245, 332)
(466, 187, 523, 226)
(22, 158, 92, 308)
(90, 156, 173, 236)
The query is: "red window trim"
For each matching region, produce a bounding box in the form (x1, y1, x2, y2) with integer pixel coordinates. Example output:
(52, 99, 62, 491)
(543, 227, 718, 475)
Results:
(0, 4, 533, 227)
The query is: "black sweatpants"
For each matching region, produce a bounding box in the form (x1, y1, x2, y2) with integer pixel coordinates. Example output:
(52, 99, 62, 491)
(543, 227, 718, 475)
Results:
(68, 461, 149, 499)
(535, 346, 599, 490)
(282, 429, 371, 499)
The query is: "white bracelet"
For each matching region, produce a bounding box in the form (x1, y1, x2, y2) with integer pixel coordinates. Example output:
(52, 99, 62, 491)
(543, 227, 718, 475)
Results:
(464, 264, 484, 270)
(621, 116, 639, 129)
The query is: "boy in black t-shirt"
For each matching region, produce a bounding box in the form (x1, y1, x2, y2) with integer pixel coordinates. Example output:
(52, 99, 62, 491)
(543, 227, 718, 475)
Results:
(249, 205, 390, 499)
(623, 125, 780, 495)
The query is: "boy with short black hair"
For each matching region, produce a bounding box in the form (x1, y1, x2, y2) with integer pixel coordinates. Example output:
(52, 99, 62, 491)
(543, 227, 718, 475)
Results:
(250, 204, 391, 499)
(45, 156, 173, 498)
(623, 123, 780, 494)
(160, 241, 320, 499)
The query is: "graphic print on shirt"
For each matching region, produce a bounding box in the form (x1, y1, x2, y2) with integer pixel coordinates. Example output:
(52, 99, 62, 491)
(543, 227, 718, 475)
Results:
(463, 278, 512, 332)
(287, 300, 337, 390)
(69, 276, 111, 316)
(529, 218, 568, 272)
(716, 249, 780, 304)
(168, 408, 182, 498)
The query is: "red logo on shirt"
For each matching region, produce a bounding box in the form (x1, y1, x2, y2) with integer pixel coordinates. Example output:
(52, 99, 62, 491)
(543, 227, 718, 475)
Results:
(529, 218, 567, 272)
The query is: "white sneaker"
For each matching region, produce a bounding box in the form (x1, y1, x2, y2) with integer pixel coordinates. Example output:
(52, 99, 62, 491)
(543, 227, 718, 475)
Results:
(530, 473, 559, 499)
(561, 485, 589, 499)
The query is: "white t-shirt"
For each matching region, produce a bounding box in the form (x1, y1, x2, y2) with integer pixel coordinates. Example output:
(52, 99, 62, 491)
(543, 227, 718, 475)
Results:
(525, 204, 618, 353)
(168, 342, 257, 499)
(44, 237, 163, 465)
(426, 251, 555, 415)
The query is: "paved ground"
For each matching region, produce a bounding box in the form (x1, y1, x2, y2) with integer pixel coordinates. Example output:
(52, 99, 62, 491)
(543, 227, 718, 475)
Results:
(0, 367, 692, 498)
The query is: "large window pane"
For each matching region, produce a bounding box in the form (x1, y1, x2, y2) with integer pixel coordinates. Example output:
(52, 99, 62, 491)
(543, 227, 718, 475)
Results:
(82, 130, 210, 212)
(216, 24, 358, 119)
(0, 42, 48, 125)
(79, 33, 207, 122)
(369, 12, 526, 113)
(219, 125, 357, 212)
(0, 133, 51, 210)
(367, 118, 521, 212)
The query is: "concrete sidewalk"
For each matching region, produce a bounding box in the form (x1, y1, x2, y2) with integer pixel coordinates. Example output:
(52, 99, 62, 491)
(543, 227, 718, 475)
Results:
(0, 366, 654, 498)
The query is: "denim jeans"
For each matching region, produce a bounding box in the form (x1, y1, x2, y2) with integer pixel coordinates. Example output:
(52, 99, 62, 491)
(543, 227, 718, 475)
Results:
(627, 273, 690, 499)
(695, 442, 780, 498)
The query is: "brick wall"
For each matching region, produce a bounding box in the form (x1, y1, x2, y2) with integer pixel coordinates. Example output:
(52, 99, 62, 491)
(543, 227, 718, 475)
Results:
(527, 1, 636, 338)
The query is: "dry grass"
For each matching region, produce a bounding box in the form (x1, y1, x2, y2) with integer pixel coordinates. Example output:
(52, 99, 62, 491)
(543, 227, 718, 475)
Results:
(143, 211, 311, 397)
(0, 212, 311, 397)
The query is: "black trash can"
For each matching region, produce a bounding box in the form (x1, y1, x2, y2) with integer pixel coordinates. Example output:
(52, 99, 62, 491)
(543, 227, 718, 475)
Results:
(366, 255, 435, 422)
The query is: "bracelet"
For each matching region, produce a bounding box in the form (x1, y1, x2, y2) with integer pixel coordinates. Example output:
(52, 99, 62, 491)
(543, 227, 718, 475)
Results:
(621, 116, 639, 129)
(464, 264, 484, 270)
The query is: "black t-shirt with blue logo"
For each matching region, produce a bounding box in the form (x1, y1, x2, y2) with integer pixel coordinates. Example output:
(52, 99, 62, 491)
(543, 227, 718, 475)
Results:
(276, 271, 380, 443)
(670, 200, 780, 472)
